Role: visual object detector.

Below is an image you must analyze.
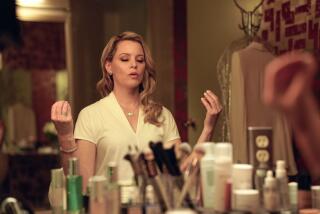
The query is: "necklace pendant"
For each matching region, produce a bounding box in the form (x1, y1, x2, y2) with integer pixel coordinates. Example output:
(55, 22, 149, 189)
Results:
(127, 112, 134, 117)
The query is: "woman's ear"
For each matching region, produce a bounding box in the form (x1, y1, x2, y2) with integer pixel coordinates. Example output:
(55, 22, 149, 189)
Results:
(105, 61, 112, 75)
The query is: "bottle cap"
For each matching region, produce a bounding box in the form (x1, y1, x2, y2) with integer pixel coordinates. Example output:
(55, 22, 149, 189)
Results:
(68, 157, 79, 176)
(265, 170, 276, 186)
(51, 168, 64, 188)
(276, 160, 286, 169)
(276, 160, 287, 178)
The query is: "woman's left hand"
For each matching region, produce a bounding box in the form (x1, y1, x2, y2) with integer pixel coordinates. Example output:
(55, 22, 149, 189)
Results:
(201, 90, 222, 133)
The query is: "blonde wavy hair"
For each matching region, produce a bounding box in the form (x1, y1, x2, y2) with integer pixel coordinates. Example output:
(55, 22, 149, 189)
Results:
(96, 31, 163, 126)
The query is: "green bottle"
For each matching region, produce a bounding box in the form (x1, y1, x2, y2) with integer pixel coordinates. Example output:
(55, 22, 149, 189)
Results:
(67, 158, 83, 214)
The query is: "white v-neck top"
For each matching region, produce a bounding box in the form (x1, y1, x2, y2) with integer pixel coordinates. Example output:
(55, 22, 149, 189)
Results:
(74, 92, 180, 181)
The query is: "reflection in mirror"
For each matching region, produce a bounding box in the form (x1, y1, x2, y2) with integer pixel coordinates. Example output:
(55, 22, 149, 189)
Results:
(0, 0, 71, 210)
(0, 1, 71, 154)
(1, 21, 68, 151)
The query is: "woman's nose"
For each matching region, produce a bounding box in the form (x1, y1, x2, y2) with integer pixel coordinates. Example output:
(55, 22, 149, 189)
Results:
(130, 59, 137, 68)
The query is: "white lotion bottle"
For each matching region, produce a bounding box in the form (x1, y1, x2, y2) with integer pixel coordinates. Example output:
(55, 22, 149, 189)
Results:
(263, 170, 280, 212)
(200, 142, 216, 208)
(213, 143, 233, 212)
(275, 160, 290, 211)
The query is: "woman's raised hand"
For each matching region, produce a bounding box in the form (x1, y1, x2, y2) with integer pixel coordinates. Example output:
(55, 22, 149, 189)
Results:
(51, 101, 74, 138)
(263, 51, 317, 112)
(201, 90, 222, 132)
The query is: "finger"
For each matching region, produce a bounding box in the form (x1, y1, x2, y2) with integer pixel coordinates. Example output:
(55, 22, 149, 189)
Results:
(61, 101, 69, 117)
(206, 90, 223, 110)
(205, 90, 218, 100)
(204, 92, 218, 111)
(66, 103, 72, 119)
(201, 97, 211, 111)
(52, 101, 63, 120)
(51, 102, 58, 120)
(54, 101, 63, 118)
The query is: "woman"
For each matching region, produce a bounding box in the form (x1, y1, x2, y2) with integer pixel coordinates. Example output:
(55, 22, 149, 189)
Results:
(51, 31, 222, 192)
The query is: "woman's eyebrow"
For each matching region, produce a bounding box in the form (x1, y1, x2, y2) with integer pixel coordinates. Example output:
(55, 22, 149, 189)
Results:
(119, 53, 144, 57)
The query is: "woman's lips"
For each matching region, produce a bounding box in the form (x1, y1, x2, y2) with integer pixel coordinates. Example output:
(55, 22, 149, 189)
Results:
(129, 72, 139, 78)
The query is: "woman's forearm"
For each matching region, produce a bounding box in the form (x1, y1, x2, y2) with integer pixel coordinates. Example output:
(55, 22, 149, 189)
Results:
(196, 128, 214, 144)
(287, 92, 320, 181)
(287, 92, 320, 152)
(59, 138, 96, 193)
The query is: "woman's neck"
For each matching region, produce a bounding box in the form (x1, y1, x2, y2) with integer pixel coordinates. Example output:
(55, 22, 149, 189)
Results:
(113, 87, 140, 107)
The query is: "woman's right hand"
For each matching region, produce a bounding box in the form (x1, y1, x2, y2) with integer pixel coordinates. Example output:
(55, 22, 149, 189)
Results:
(51, 101, 74, 138)
(263, 51, 317, 112)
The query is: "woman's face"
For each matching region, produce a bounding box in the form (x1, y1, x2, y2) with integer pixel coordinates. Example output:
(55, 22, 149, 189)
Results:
(106, 40, 146, 91)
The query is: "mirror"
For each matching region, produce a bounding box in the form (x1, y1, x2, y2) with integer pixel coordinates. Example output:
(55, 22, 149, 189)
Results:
(0, 0, 72, 210)
(0, 0, 72, 153)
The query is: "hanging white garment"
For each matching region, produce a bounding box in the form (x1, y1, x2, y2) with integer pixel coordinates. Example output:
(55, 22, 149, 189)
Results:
(230, 41, 296, 175)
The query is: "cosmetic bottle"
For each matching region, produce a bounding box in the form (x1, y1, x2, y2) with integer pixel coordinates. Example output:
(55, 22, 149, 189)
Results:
(50, 168, 65, 214)
(263, 170, 280, 212)
(275, 160, 290, 211)
(200, 142, 215, 208)
(254, 166, 267, 206)
(105, 162, 120, 214)
(213, 142, 233, 212)
(233, 189, 260, 213)
(288, 182, 298, 214)
(232, 164, 253, 209)
(144, 185, 161, 214)
(89, 176, 107, 214)
(66, 157, 83, 214)
(311, 185, 320, 209)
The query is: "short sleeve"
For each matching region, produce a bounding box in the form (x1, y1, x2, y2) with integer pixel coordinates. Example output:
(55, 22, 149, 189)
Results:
(162, 107, 180, 143)
(74, 108, 97, 144)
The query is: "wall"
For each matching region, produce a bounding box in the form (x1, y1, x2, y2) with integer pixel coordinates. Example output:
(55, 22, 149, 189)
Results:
(70, 0, 148, 117)
(187, 0, 244, 144)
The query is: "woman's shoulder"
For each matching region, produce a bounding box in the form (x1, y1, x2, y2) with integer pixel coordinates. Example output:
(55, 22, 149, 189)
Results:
(79, 96, 110, 115)
(159, 106, 174, 118)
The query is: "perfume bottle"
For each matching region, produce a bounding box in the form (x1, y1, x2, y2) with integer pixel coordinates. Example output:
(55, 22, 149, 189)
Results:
(66, 157, 84, 214)
(105, 162, 120, 214)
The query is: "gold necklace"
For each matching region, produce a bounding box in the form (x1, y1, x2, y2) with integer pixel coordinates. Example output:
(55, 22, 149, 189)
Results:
(119, 102, 139, 117)
(127, 112, 134, 117)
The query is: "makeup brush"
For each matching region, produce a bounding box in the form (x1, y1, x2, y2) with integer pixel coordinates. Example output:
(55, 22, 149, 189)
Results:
(143, 148, 172, 211)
